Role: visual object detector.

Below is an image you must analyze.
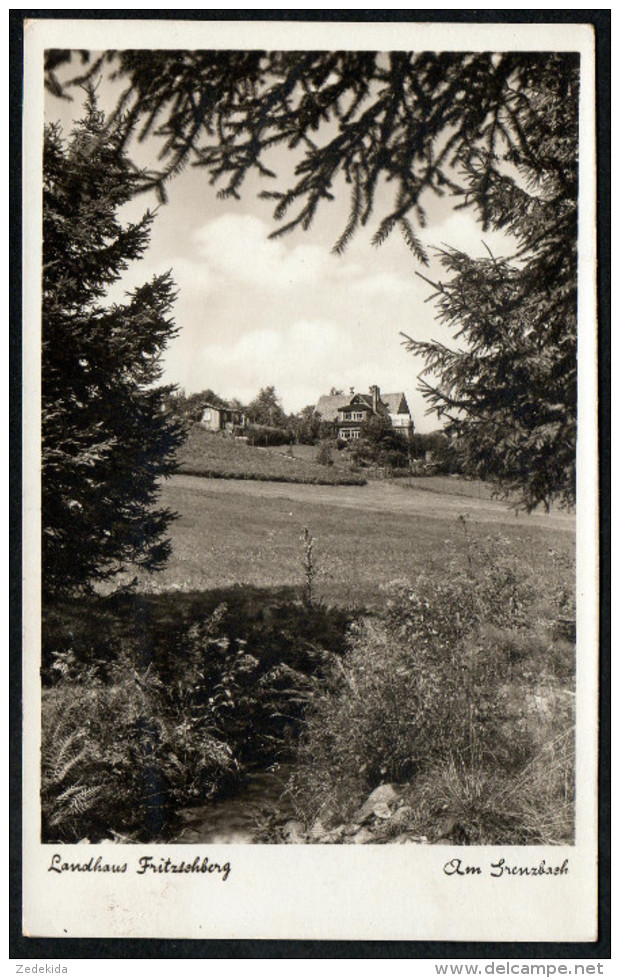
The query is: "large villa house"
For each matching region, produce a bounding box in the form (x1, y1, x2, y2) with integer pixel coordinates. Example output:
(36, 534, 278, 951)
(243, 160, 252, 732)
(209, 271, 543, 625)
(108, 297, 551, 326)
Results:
(315, 385, 414, 441)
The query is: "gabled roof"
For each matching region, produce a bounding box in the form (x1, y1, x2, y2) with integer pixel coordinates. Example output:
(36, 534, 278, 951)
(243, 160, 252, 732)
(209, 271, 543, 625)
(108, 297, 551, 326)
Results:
(382, 392, 411, 416)
(316, 390, 411, 421)
(349, 393, 390, 417)
(349, 393, 375, 409)
(315, 394, 349, 422)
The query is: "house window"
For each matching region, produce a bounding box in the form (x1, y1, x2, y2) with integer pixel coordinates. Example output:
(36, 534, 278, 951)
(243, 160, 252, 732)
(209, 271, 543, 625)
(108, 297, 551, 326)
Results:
(341, 428, 360, 439)
(203, 410, 211, 421)
(342, 411, 364, 421)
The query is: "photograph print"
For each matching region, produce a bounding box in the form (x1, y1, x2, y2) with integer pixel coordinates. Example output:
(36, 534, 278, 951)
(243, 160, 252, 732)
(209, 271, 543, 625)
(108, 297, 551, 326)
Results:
(37, 39, 585, 856)
(20, 12, 603, 944)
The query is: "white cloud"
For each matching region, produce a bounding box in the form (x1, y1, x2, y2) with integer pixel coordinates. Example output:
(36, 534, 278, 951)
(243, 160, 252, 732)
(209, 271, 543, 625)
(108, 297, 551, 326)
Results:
(191, 318, 353, 409)
(190, 213, 337, 290)
(165, 256, 216, 295)
(356, 270, 418, 299)
(185, 212, 423, 298)
(159, 213, 424, 360)
(421, 210, 514, 260)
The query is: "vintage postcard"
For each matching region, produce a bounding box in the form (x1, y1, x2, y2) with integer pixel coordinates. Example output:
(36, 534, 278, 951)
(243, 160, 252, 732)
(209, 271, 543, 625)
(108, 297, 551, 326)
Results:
(22, 17, 599, 941)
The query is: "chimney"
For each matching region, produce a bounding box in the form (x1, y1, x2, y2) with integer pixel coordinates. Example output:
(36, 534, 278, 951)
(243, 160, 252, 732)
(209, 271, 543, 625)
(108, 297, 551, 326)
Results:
(369, 385, 380, 413)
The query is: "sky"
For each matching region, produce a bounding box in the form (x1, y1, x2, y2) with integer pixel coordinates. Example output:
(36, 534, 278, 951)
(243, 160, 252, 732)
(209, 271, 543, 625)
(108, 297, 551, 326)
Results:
(45, 60, 512, 432)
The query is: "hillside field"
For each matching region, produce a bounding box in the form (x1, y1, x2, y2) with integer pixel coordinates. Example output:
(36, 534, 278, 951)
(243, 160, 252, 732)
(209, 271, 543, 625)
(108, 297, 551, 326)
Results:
(176, 425, 365, 485)
(118, 474, 575, 609)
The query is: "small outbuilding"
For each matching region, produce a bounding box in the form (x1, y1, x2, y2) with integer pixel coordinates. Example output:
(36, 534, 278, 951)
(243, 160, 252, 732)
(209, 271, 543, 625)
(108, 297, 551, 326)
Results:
(200, 402, 247, 433)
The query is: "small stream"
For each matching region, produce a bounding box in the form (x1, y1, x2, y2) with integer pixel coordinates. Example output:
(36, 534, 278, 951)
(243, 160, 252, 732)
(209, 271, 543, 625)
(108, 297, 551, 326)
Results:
(172, 764, 296, 844)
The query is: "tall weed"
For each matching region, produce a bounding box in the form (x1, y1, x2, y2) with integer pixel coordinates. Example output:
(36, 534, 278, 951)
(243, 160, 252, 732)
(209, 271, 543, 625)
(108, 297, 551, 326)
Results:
(288, 541, 575, 842)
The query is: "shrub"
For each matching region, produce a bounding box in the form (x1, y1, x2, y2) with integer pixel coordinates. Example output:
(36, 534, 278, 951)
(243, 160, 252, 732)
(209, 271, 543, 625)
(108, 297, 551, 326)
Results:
(181, 465, 366, 486)
(301, 527, 316, 608)
(316, 442, 333, 467)
(179, 467, 366, 486)
(246, 424, 292, 447)
(166, 604, 324, 768)
(41, 654, 239, 843)
(287, 616, 475, 823)
(287, 543, 575, 843)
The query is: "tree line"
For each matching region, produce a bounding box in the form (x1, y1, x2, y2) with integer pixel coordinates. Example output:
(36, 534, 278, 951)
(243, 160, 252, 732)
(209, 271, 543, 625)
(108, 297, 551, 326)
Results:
(165, 385, 324, 445)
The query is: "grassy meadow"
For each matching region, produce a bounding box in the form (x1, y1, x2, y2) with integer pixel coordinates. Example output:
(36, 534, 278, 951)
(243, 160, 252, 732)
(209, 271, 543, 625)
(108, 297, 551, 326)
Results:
(117, 473, 575, 610)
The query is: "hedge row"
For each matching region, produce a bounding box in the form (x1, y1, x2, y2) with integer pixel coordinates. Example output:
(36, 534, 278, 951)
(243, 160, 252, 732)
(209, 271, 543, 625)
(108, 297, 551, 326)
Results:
(178, 466, 367, 487)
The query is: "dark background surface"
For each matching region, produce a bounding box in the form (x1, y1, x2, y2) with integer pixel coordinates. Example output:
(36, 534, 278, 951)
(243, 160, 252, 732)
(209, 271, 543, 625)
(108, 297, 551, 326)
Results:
(10, 7, 611, 961)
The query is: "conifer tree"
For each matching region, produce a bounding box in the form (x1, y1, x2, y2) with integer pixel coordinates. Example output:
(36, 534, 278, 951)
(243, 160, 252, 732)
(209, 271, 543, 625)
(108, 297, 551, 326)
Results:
(45, 50, 578, 256)
(42, 92, 185, 595)
(402, 57, 578, 509)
